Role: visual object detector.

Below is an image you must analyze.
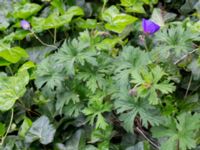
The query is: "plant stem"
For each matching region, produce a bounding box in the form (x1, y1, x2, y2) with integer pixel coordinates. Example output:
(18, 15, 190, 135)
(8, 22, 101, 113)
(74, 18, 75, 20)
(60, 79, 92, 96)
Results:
(101, 0, 107, 15)
(174, 49, 197, 65)
(54, 28, 57, 44)
(7, 66, 13, 76)
(31, 31, 58, 49)
(0, 109, 14, 145)
(176, 140, 179, 150)
(136, 127, 160, 149)
(184, 74, 192, 99)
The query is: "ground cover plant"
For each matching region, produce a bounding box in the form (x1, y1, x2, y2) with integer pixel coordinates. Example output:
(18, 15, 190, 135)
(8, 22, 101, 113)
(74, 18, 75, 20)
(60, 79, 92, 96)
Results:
(0, 0, 200, 149)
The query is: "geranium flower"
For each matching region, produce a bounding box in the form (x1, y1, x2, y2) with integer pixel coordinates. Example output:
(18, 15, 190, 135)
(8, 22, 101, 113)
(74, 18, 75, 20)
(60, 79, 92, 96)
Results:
(142, 18, 160, 35)
(20, 20, 31, 30)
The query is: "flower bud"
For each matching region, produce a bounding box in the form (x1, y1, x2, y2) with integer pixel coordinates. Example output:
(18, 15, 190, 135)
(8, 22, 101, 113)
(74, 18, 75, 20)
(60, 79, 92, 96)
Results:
(129, 87, 137, 96)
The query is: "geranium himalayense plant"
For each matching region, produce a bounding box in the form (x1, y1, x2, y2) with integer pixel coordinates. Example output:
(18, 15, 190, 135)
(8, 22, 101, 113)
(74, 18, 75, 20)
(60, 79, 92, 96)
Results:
(0, 1, 199, 150)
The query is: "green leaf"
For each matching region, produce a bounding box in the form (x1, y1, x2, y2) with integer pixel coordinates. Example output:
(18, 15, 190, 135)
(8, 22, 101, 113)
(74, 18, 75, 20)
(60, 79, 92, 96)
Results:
(35, 55, 66, 93)
(102, 6, 137, 33)
(31, 6, 84, 32)
(13, 3, 42, 19)
(19, 117, 32, 138)
(120, 0, 145, 13)
(96, 37, 121, 51)
(77, 70, 106, 93)
(151, 8, 177, 26)
(105, 15, 137, 33)
(0, 43, 28, 63)
(63, 101, 84, 117)
(51, 0, 65, 14)
(131, 66, 175, 105)
(0, 58, 10, 66)
(3, 30, 30, 43)
(154, 25, 199, 58)
(114, 88, 163, 132)
(83, 93, 112, 129)
(56, 91, 80, 114)
(126, 141, 151, 150)
(152, 112, 200, 150)
(18, 61, 35, 72)
(0, 1, 11, 31)
(188, 59, 200, 80)
(55, 33, 97, 76)
(180, 0, 198, 14)
(115, 46, 150, 88)
(90, 126, 112, 149)
(65, 129, 86, 150)
(75, 18, 97, 29)
(25, 115, 56, 145)
(0, 123, 5, 136)
(0, 67, 29, 111)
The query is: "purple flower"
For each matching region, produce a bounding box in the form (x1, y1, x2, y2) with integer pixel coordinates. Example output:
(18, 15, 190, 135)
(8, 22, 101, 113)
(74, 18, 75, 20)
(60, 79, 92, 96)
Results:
(20, 20, 31, 30)
(142, 18, 160, 35)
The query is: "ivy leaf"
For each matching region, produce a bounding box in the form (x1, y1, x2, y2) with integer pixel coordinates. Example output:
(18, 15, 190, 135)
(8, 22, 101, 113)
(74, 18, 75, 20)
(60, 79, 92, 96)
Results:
(120, 0, 146, 13)
(102, 6, 137, 33)
(13, 3, 42, 19)
(152, 112, 200, 150)
(0, 123, 5, 136)
(25, 115, 56, 145)
(0, 43, 28, 63)
(19, 117, 32, 138)
(75, 18, 97, 29)
(65, 129, 86, 150)
(31, 6, 84, 32)
(0, 66, 29, 111)
(96, 37, 121, 51)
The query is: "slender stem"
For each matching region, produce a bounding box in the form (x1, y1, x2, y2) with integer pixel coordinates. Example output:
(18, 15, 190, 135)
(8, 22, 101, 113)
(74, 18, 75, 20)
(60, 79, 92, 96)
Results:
(143, 36, 149, 51)
(16, 101, 40, 116)
(31, 31, 58, 49)
(176, 140, 179, 150)
(54, 28, 57, 44)
(174, 49, 197, 65)
(7, 66, 13, 76)
(101, 0, 107, 15)
(48, 30, 54, 39)
(0, 109, 14, 145)
(184, 74, 192, 99)
(136, 127, 160, 149)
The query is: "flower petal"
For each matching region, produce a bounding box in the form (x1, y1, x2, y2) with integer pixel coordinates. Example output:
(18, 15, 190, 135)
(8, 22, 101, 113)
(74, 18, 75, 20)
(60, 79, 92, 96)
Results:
(142, 18, 160, 34)
(20, 20, 31, 30)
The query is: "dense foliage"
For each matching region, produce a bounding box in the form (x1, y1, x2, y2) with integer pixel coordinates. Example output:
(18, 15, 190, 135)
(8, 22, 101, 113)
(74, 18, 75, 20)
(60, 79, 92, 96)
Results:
(0, 0, 200, 149)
